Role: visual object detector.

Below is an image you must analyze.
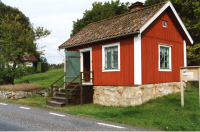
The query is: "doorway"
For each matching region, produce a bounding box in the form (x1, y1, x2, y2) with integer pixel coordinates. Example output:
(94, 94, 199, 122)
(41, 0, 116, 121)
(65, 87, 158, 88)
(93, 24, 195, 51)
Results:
(79, 48, 92, 84)
(83, 51, 90, 82)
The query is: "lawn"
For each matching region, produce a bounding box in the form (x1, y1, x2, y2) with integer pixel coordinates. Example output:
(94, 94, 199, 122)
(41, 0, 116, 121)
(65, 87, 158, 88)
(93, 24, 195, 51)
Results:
(0, 80, 200, 131)
(14, 68, 64, 88)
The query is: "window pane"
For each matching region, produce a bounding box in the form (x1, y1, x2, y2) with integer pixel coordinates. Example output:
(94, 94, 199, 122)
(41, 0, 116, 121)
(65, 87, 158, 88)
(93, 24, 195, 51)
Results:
(106, 62, 111, 69)
(106, 48, 111, 62)
(105, 48, 111, 69)
(165, 62, 169, 69)
(113, 61, 118, 68)
(160, 61, 164, 69)
(165, 48, 169, 55)
(160, 55, 164, 61)
(160, 47, 164, 55)
(113, 47, 118, 52)
(165, 55, 169, 61)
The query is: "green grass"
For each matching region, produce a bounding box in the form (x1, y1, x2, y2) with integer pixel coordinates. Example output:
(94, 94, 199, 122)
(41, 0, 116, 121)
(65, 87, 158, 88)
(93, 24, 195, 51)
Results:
(0, 82, 200, 131)
(14, 68, 64, 88)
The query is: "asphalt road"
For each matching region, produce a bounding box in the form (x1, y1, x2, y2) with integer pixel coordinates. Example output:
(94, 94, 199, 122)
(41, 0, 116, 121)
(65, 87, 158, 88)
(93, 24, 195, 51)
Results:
(0, 102, 153, 131)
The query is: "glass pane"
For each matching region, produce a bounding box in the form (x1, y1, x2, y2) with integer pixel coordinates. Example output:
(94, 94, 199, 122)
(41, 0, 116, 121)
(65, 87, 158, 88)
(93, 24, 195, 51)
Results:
(160, 47, 164, 55)
(113, 54, 118, 61)
(113, 61, 118, 68)
(160, 61, 164, 69)
(106, 62, 111, 69)
(165, 55, 169, 61)
(113, 47, 118, 52)
(105, 48, 111, 69)
(106, 48, 111, 62)
(160, 55, 164, 61)
(165, 48, 169, 55)
(165, 62, 169, 69)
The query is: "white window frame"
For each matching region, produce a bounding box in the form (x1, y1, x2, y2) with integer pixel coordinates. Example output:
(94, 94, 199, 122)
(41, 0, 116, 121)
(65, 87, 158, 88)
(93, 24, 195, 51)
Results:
(158, 43, 172, 72)
(102, 42, 120, 72)
(163, 21, 167, 27)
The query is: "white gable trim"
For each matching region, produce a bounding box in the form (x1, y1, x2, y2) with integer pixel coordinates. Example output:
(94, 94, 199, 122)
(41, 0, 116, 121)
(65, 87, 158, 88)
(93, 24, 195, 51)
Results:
(140, 1, 193, 44)
(134, 34, 142, 85)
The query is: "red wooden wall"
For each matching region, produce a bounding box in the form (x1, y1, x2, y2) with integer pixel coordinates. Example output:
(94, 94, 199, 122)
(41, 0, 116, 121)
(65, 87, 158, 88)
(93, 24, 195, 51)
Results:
(141, 9, 185, 84)
(68, 37, 135, 86)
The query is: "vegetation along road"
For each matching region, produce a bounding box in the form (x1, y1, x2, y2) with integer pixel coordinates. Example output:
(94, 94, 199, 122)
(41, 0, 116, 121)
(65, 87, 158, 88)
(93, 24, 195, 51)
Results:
(0, 102, 154, 131)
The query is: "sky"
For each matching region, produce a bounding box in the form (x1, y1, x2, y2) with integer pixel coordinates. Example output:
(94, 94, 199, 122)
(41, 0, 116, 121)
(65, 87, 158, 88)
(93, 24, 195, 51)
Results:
(2, 0, 145, 64)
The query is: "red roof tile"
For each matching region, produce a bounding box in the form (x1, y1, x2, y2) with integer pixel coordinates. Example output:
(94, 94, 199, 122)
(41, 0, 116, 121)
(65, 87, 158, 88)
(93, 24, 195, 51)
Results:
(59, 2, 167, 49)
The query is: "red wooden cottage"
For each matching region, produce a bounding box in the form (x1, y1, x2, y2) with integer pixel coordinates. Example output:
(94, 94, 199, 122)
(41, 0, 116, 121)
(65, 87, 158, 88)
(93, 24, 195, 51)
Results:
(58, 1, 193, 106)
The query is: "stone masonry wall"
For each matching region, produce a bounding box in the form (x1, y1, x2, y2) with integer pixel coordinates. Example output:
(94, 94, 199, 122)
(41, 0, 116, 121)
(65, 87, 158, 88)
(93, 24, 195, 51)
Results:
(0, 89, 50, 100)
(93, 82, 186, 107)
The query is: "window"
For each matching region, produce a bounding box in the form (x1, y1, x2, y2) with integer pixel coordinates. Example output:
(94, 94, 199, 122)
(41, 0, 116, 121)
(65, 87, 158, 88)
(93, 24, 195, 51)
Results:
(102, 43, 120, 72)
(163, 21, 167, 27)
(159, 44, 171, 71)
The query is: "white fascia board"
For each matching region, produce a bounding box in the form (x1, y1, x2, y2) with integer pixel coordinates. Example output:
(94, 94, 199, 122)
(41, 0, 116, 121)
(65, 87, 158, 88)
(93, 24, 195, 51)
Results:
(134, 34, 142, 85)
(140, 1, 193, 44)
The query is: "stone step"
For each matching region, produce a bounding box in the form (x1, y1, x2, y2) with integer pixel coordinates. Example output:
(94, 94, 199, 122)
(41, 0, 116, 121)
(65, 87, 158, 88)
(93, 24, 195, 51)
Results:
(46, 100, 66, 107)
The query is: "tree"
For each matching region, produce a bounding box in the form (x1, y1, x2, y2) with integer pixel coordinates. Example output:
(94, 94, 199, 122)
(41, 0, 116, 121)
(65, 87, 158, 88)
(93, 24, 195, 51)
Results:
(144, 0, 200, 65)
(70, 0, 130, 37)
(0, 14, 51, 84)
(0, 1, 30, 35)
(0, 1, 43, 61)
(40, 57, 49, 72)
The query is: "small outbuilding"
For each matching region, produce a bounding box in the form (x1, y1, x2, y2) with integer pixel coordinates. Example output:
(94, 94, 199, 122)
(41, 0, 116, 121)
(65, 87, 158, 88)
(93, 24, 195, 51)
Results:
(58, 1, 193, 106)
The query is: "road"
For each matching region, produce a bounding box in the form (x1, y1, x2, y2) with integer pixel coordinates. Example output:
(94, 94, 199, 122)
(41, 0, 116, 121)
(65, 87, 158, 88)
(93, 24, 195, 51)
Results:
(0, 102, 153, 131)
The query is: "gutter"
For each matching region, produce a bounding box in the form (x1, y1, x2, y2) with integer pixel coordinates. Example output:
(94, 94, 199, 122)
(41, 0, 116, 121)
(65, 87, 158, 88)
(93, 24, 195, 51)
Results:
(59, 30, 140, 49)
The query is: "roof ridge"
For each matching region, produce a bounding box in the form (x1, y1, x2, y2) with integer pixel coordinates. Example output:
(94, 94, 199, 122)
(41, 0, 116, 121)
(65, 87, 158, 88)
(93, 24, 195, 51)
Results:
(87, 1, 168, 26)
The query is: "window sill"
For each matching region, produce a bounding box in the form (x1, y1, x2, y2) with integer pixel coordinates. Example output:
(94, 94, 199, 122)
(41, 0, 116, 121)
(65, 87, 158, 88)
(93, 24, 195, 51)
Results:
(102, 69, 120, 72)
(159, 69, 172, 72)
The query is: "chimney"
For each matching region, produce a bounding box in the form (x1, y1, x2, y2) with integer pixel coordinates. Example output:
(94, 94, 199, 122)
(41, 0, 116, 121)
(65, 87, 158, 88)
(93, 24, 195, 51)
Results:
(128, 1, 145, 12)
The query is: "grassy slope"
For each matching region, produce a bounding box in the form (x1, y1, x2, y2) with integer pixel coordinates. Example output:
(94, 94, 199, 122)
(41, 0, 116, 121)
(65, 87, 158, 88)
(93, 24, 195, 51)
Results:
(14, 68, 64, 88)
(10, 70, 200, 130)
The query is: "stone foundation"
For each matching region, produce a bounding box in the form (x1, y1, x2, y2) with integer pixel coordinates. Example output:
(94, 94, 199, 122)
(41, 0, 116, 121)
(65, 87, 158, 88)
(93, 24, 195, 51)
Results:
(93, 82, 185, 107)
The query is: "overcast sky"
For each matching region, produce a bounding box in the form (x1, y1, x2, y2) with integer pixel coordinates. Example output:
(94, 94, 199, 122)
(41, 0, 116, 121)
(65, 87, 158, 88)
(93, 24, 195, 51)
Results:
(2, 0, 145, 64)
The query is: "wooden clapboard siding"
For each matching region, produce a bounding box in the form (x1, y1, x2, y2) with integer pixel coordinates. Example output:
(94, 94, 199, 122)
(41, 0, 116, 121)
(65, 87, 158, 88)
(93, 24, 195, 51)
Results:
(141, 9, 184, 84)
(67, 37, 135, 86)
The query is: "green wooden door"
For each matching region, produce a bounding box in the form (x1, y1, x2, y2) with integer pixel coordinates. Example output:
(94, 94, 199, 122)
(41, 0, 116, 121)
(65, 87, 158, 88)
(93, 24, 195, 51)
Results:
(65, 51, 80, 83)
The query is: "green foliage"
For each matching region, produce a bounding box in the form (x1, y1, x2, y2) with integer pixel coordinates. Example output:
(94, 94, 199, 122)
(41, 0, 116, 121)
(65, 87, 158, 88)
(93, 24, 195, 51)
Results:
(70, 0, 130, 37)
(187, 43, 200, 65)
(0, 14, 51, 84)
(0, 61, 26, 84)
(144, 0, 200, 65)
(48, 63, 64, 70)
(0, 2, 30, 27)
(40, 57, 49, 73)
(25, 67, 36, 75)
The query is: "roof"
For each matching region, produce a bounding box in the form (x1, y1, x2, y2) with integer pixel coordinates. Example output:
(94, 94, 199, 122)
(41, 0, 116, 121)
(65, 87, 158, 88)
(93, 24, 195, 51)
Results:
(59, 1, 193, 49)
(22, 56, 38, 62)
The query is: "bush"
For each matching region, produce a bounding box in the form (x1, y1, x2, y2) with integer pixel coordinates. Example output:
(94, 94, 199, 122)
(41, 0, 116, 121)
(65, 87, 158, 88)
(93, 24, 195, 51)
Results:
(0, 63, 26, 84)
